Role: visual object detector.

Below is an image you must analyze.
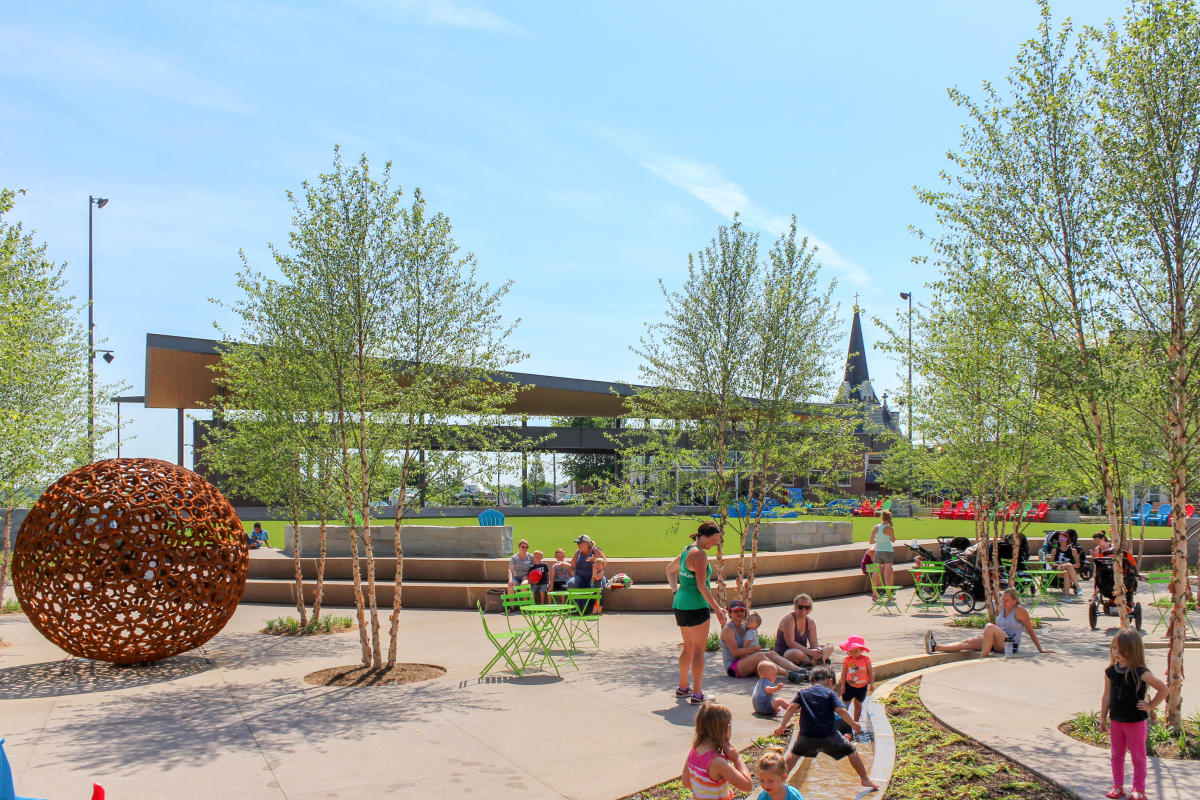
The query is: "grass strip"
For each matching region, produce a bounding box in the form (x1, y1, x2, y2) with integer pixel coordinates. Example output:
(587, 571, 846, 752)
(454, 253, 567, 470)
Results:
(884, 681, 1070, 800)
(262, 615, 355, 635)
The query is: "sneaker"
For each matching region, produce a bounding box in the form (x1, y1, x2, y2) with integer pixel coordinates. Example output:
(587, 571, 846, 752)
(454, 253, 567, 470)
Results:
(688, 691, 714, 705)
(787, 669, 808, 683)
(925, 630, 937, 654)
(675, 686, 691, 697)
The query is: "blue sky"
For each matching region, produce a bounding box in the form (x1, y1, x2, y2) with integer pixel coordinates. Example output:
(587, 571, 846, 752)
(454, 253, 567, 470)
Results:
(2, 0, 1126, 466)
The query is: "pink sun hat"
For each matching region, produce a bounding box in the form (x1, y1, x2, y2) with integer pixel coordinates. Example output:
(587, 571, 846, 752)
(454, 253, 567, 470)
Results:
(838, 634, 870, 653)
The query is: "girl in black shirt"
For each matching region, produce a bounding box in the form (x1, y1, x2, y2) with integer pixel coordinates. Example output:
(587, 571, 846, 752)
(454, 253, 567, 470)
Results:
(1099, 630, 1167, 800)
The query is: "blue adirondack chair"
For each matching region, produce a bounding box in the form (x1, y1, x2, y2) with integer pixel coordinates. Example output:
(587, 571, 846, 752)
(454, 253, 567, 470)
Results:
(1152, 502, 1172, 526)
(1, 738, 49, 800)
(477, 509, 505, 526)
(1129, 501, 1153, 526)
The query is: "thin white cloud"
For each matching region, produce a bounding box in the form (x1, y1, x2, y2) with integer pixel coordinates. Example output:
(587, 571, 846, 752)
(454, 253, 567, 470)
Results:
(0, 27, 246, 114)
(640, 151, 871, 286)
(602, 129, 871, 287)
(351, 0, 528, 35)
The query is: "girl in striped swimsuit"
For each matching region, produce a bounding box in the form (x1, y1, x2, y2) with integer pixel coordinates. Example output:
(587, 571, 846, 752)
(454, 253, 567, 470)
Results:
(681, 702, 753, 800)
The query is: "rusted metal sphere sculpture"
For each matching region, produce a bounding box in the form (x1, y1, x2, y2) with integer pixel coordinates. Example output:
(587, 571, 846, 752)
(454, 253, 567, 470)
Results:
(12, 458, 248, 664)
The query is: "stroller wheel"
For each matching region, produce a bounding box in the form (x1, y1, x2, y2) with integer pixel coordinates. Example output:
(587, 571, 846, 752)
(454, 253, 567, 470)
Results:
(1134, 603, 1142, 631)
(1088, 601, 1098, 630)
(952, 591, 975, 615)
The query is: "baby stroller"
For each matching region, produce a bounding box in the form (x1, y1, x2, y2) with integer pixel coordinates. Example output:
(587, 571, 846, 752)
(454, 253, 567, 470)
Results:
(911, 539, 986, 614)
(1089, 553, 1141, 630)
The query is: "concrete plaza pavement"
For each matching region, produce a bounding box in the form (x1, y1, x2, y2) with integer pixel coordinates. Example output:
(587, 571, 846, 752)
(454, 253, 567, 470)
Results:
(1, 582, 1198, 799)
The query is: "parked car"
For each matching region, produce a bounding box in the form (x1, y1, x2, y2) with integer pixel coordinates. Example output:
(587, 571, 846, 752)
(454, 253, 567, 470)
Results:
(530, 493, 556, 506)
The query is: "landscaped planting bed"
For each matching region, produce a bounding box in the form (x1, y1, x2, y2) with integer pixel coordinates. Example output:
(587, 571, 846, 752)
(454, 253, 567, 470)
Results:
(885, 681, 1071, 800)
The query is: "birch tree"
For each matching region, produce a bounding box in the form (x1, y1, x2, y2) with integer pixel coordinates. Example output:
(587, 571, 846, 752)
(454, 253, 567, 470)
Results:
(1093, 0, 1200, 730)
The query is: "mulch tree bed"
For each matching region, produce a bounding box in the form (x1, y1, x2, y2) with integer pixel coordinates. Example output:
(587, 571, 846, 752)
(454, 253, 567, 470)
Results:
(885, 680, 1072, 800)
(617, 734, 789, 800)
(304, 663, 446, 687)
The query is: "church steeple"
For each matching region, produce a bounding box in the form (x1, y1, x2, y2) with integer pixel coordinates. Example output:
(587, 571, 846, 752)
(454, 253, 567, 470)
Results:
(840, 304, 877, 404)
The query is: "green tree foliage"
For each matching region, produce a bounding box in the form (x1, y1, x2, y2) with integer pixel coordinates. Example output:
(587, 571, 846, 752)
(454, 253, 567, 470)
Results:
(0, 188, 92, 602)
(1092, 0, 1200, 730)
(619, 216, 855, 606)
(554, 417, 618, 489)
(211, 149, 522, 670)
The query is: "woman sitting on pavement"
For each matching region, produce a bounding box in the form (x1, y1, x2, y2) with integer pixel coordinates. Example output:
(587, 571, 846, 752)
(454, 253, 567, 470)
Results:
(774, 593, 834, 666)
(925, 587, 1054, 657)
(720, 600, 804, 681)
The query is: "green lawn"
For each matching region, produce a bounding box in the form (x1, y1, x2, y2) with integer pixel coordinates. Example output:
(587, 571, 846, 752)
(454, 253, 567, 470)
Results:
(245, 513, 1164, 558)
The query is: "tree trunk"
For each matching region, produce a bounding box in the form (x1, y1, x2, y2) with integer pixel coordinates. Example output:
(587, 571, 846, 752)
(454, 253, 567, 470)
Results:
(291, 497, 308, 629)
(0, 504, 12, 606)
(340, 421, 371, 666)
(312, 509, 328, 626)
(388, 442, 414, 669)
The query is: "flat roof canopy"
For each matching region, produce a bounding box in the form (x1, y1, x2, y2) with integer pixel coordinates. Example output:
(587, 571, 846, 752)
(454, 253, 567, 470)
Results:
(144, 333, 641, 417)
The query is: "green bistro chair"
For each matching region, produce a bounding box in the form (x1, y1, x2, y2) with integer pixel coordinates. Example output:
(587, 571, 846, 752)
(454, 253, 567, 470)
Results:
(477, 601, 530, 678)
(865, 564, 899, 614)
(906, 563, 946, 613)
(563, 587, 604, 650)
(501, 586, 536, 630)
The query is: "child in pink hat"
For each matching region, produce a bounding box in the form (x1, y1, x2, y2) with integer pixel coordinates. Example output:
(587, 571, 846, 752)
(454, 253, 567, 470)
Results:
(837, 635, 874, 722)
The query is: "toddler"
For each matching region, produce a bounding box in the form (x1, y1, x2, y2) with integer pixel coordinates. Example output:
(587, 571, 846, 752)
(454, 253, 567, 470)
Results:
(753, 746, 804, 800)
(526, 550, 550, 603)
(1100, 630, 1166, 800)
(836, 635, 874, 722)
(590, 556, 608, 589)
(681, 702, 753, 799)
(744, 611, 764, 649)
(551, 548, 571, 591)
(774, 666, 878, 789)
(752, 661, 790, 717)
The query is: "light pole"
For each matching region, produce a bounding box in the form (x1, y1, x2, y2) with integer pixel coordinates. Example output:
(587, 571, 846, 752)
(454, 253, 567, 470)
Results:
(89, 195, 109, 461)
(899, 291, 913, 445)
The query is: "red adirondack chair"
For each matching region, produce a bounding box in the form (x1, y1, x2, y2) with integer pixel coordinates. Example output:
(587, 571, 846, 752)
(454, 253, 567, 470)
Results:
(851, 499, 872, 517)
(1028, 501, 1049, 522)
(872, 499, 883, 516)
(963, 501, 977, 520)
(1186, 503, 1196, 518)
(999, 501, 1020, 520)
(931, 500, 952, 519)
(949, 500, 967, 519)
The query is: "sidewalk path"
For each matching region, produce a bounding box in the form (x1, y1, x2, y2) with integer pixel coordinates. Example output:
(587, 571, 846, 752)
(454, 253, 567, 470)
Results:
(919, 594, 1200, 800)
(2, 581, 1196, 798)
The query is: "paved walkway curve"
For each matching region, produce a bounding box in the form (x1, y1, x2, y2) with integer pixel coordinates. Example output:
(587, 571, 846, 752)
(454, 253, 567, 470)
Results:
(920, 635, 1200, 799)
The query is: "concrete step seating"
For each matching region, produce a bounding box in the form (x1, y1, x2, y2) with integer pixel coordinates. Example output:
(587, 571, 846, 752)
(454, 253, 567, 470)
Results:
(243, 542, 921, 610)
(242, 539, 1176, 611)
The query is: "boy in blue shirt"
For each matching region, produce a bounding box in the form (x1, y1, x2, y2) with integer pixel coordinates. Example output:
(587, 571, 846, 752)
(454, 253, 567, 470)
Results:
(773, 666, 878, 790)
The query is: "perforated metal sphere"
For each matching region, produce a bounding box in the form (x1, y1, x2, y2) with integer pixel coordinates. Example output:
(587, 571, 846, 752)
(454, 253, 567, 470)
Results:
(12, 458, 248, 664)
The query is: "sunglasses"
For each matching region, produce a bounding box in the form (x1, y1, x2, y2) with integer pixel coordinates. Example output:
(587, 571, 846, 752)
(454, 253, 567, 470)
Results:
(519, 544, 529, 549)
(795, 604, 812, 610)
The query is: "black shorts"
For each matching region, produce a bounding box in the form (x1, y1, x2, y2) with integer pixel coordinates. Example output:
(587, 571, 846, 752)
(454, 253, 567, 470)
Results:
(842, 684, 868, 703)
(791, 732, 855, 760)
(674, 607, 711, 627)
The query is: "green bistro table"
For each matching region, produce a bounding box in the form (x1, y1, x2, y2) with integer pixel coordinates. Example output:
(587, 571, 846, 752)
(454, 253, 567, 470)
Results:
(520, 603, 579, 674)
(1028, 565, 1065, 617)
(906, 566, 946, 613)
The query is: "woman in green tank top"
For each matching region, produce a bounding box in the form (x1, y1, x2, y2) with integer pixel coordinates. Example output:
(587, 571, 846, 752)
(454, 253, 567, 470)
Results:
(666, 521, 727, 704)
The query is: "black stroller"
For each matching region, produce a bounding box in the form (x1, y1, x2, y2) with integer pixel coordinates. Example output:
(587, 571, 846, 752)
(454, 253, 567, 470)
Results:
(911, 538, 986, 614)
(1089, 553, 1142, 630)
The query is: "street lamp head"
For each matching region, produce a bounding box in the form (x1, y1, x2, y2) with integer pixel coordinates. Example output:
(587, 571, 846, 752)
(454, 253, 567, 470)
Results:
(94, 197, 109, 209)
(899, 292, 911, 301)
(102, 351, 115, 364)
